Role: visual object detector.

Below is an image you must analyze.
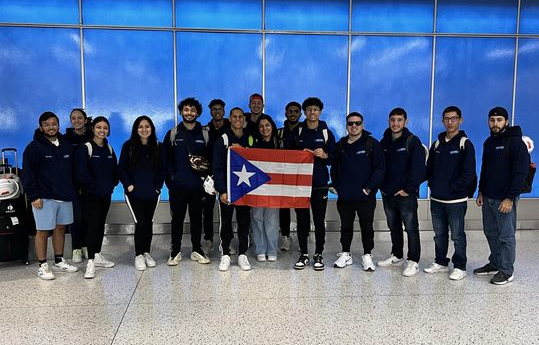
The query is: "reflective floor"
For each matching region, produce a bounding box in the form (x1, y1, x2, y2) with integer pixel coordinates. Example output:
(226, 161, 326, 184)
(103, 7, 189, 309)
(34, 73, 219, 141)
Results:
(1, 231, 539, 345)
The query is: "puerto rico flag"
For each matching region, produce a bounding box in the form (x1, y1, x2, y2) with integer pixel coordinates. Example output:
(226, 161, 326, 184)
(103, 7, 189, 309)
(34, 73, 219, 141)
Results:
(227, 147, 314, 208)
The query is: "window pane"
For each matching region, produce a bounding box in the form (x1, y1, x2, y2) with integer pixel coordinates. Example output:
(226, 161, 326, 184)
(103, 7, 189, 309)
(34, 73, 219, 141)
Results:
(515, 39, 539, 196)
(349, 36, 433, 197)
(433, 37, 515, 194)
(0, 27, 81, 153)
(436, 0, 517, 34)
(176, 0, 261, 29)
(352, 0, 434, 33)
(0, 0, 78, 24)
(176, 32, 262, 126)
(84, 29, 175, 200)
(265, 0, 349, 31)
(520, 0, 539, 34)
(83, 0, 172, 27)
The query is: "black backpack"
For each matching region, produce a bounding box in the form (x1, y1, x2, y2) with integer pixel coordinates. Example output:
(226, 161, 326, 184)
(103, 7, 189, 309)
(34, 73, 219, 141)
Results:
(505, 136, 536, 194)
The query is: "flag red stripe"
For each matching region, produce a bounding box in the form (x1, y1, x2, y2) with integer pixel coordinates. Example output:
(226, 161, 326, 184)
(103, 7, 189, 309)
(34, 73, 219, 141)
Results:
(265, 173, 312, 186)
(233, 195, 310, 208)
(232, 147, 314, 164)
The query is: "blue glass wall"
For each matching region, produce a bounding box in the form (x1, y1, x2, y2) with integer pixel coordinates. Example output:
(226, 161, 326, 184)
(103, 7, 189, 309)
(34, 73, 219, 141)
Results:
(1, 1, 539, 199)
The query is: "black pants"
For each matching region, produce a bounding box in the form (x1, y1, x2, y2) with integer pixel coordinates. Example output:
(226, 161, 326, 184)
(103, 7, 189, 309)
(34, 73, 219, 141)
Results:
(70, 195, 86, 249)
(336, 197, 376, 254)
(202, 193, 216, 242)
(219, 202, 250, 255)
(125, 194, 159, 256)
(82, 194, 111, 260)
(169, 189, 203, 256)
(295, 188, 328, 254)
(279, 208, 292, 237)
(382, 194, 421, 262)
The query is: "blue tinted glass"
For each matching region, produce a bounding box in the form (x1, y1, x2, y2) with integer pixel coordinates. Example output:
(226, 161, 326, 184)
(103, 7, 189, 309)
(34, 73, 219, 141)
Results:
(0, 0, 78, 24)
(84, 29, 175, 200)
(176, 0, 261, 29)
(436, 0, 517, 34)
(352, 0, 434, 33)
(83, 0, 172, 27)
(0, 27, 81, 153)
(265, 0, 348, 31)
(520, 0, 539, 34)
(433, 37, 515, 194)
(177, 32, 262, 126)
(349, 36, 433, 197)
(515, 39, 539, 196)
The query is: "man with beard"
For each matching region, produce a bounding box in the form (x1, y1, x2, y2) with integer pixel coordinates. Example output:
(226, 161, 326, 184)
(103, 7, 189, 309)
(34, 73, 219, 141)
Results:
(244, 93, 272, 140)
(377, 108, 426, 277)
(164, 97, 210, 266)
(277, 101, 302, 251)
(474, 107, 529, 285)
(22, 111, 79, 280)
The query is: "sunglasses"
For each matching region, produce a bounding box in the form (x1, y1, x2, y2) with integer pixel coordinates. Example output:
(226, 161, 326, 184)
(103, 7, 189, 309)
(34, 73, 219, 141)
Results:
(346, 121, 363, 127)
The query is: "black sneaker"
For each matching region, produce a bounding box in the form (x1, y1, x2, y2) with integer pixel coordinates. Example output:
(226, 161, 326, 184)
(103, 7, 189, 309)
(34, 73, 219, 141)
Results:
(294, 254, 310, 270)
(313, 254, 325, 271)
(490, 271, 514, 285)
(473, 263, 498, 276)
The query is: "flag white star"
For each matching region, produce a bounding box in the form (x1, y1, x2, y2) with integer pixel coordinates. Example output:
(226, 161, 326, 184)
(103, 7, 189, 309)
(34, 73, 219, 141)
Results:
(233, 165, 255, 187)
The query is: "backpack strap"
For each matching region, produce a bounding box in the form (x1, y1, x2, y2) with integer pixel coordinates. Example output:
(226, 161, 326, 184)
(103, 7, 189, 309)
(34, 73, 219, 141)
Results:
(322, 128, 328, 144)
(85, 142, 93, 157)
(434, 139, 440, 150)
(169, 126, 177, 147)
(221, 133, 229, 148)
(459, 136, 468, 150)
(202, 126, 209, 145)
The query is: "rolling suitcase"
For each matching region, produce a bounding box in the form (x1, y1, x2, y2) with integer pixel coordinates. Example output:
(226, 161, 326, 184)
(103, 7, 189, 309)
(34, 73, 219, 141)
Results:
(0, 148, 29, 264)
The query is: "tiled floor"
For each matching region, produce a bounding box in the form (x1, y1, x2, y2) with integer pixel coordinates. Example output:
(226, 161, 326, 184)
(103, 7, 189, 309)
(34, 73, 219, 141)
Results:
(1, 231, 539, 345)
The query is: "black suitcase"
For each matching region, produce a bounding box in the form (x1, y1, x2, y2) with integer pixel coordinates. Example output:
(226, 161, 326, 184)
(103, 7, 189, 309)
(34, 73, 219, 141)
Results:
(0, 148, 29, 264)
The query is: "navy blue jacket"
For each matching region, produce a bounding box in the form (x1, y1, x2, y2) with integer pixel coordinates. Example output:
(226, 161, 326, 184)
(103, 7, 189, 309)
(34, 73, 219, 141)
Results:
(75, 139, 119, 197)
(22, 130, 77, 202)
(380, 128, 426, 196)
(64, 128, 92, 147)
(285, 120, 336, 188)
(163, 122, 209, 192)
(213, 129, 252, 195)
(330, 131, 385, 202)
(479, 126, 529, 200)
(277, 120, 300, 147)
(118, 142, 167, 201)
(205, 119, 230, 163)
(426, 130, 476, 201)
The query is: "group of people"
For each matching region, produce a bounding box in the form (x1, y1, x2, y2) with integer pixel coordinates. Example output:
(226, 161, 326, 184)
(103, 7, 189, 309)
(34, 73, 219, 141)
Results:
(20, 93, 529, 286)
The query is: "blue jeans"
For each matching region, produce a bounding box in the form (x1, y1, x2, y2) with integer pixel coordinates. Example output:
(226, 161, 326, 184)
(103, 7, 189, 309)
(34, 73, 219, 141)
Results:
(482, 196, 517, 275)
(430, 200, 467, 270)
(382, 194, 420, 263)
(251, 207, 279, 257)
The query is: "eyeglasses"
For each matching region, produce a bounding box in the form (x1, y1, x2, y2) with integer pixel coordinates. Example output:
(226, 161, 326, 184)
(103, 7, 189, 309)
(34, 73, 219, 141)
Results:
(346, 121, 363, 127)
(443, 116, 460, 123)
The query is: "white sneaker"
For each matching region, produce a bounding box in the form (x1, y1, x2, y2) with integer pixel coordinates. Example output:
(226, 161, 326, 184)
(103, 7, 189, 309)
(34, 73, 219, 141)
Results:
(449, 268, 467, 281)
(238, 254, 252, 271)
(167, 252, 182, 266)
(219, 255, 231, 271)
(334, 252, 353, 268)
(143, 253, 156, 267)
(256, 254, 267, 262)
(280, 236, 291, 251)
(84, 259, 96, 279)
(93, 253, 115, 268)
(424, 262, 450, 274)
(267, 255, 277, 262)
(72, 249, 83, 263)
(190, 251, 211, 264)
(53, 258, 79, 273)
(362, 254, 376, 271)
(37, 263, 55, 280)
(201, 240, 214, 256)
(81, 247, 89, 260)
(135, 254, 146, 271)
(377, 254, 404, 267)
(402, 260, 419, 277)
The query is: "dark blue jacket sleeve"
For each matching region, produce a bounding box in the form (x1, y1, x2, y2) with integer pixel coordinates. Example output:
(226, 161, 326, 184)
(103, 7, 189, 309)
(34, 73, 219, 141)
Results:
(450, 140, 476, 193)
(403, 136, 426, 194)
(425, 142, 436, 184)
(74, 144, 97, 191)
(322, 129, 336, 166)
(365, 140, 385, 191)
(154, 144, 167, 192)
(212, 136, 227, 194)
(21, 143, 40, 202)
(507, 138, 529, 200)
(118, 143, 133, 189)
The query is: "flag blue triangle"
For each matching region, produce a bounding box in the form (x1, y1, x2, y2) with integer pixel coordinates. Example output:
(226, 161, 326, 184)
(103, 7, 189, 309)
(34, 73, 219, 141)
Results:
(229, 149, 271, 203)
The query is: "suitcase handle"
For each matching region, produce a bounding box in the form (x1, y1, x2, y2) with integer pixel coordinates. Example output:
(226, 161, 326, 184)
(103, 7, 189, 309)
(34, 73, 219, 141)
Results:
(1, 148, 17, 153)
(1, 148, 18, 174)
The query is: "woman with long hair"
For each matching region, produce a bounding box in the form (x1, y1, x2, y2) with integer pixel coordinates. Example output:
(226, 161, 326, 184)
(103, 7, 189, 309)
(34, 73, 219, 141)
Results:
(118, 116, 166, 271)
(75, 116, 119, 279)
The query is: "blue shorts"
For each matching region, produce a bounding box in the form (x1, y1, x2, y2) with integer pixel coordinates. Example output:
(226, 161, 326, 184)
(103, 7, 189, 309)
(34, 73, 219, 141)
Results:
(32, 199, 73, 231)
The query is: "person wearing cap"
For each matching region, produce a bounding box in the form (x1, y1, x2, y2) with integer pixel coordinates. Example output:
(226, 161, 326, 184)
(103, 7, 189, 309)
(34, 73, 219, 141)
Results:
(285, 97, 336, 271)
(201, 99, 231, 256)
(244, 93, 272, 141)
(277, 101, 302, 251)
(474, 107, 529, 285)
(424, 106, 476, 281)
(164, 97, 210, 267)
(331, 112, 385, 272)
(377, 108, 426, 277)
